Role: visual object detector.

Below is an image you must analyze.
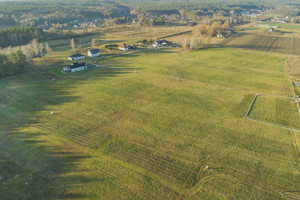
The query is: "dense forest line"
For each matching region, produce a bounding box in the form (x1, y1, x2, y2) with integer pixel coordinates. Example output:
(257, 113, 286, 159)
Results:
(122, 0, 300, 15)
(0, 0, 131, 27)
(0, 26, 44, 48)
(1, 0, 300, 28)
(0, 50, 27, 78)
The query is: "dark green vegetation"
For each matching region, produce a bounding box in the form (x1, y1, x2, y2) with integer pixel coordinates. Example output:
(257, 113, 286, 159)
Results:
(0, 26, 44, 48)
(0, 51, 26, 78)
(125, 0, 297, 12)
(1, 0, 300, 28)
(0, 48, 299, 199)
(0, 0, 130, 27)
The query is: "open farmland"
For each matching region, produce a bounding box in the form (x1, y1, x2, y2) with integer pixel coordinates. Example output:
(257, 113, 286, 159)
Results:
(0, 48, 300, 199)
(220, 33, 300, 55)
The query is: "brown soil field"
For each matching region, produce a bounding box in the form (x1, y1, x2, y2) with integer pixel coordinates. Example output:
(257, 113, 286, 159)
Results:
(220, 33, 300, 55)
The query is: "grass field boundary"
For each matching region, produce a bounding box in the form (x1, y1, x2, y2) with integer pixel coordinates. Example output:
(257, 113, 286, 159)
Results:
(247, 117, 300, 133)
(291, 131, 300, 162)
(245, 93, 300, 132)
(245, 94, 258, 118)
(291, 82, 300, 117)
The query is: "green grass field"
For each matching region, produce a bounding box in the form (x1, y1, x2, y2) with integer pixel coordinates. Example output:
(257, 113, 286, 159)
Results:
(0, 48, 299, 199)
(249, 95, 300, 129)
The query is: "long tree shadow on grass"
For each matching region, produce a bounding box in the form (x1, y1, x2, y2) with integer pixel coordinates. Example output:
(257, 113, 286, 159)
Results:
(0, 67, 133, 199)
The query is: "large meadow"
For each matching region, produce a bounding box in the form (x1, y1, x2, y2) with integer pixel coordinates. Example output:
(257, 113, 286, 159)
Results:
(0, 26, 300, 199)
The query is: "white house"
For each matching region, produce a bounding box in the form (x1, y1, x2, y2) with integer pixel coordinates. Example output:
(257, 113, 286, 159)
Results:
(63, 62, 87, 73)
(88, 49, 100, 57)
(68, 53, 85, 61)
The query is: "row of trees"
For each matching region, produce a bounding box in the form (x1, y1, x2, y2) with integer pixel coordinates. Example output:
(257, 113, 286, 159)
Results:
(0, 26, 45, 48)
(0, 0, 131, 28)
(0, 39, 52, 59)
(0, 51, 27, 78)
(198, 20, 230, 36)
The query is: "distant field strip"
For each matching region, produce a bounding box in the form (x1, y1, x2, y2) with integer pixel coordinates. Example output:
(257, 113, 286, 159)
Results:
(220, 33, 300, 55)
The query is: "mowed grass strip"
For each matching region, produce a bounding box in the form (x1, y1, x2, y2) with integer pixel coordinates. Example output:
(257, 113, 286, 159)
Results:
(249, 95, 300, 129)
(102, 139, 202, 189)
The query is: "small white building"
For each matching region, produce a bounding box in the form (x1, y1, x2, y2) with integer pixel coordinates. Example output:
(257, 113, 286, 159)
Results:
(68, 53, 85, 61)
(63, 62, 87, 73)
(88, 49, 100, 57)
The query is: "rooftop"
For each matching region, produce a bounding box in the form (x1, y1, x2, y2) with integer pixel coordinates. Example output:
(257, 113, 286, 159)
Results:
(69, 53, 84, 58)
(89, 49, 100, 54)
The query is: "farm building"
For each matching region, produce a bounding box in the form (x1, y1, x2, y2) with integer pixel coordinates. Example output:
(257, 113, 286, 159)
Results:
(153, 40, 169, 47)
(119, 43, 129, 51)
(63, 62, 87, 73)
(88, 49, 100, 57)
(68, 53, 85, 60)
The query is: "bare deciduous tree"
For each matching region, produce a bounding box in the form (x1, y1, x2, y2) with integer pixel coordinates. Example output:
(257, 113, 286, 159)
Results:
(45, 42, 52, 54)
(70, 38, 76, 52)
(91, 39, 96, 48)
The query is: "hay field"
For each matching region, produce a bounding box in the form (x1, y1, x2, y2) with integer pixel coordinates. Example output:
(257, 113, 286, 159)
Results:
(0, 48, 299, 199)
(220, 33, 300, 55)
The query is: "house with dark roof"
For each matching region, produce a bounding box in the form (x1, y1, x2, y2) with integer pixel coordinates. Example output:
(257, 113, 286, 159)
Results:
(88, 49, 100, 57)
(63, 62, 87, 73)
(68, 53, 85, 61)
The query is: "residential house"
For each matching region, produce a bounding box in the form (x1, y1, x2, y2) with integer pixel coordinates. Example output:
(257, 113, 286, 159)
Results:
(119, 43, 129, 51)
(153, 40, 169, 47)
(63, 62, 87, 73)
(68, 53, 85, 61)
(88, 49, 100, 57)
